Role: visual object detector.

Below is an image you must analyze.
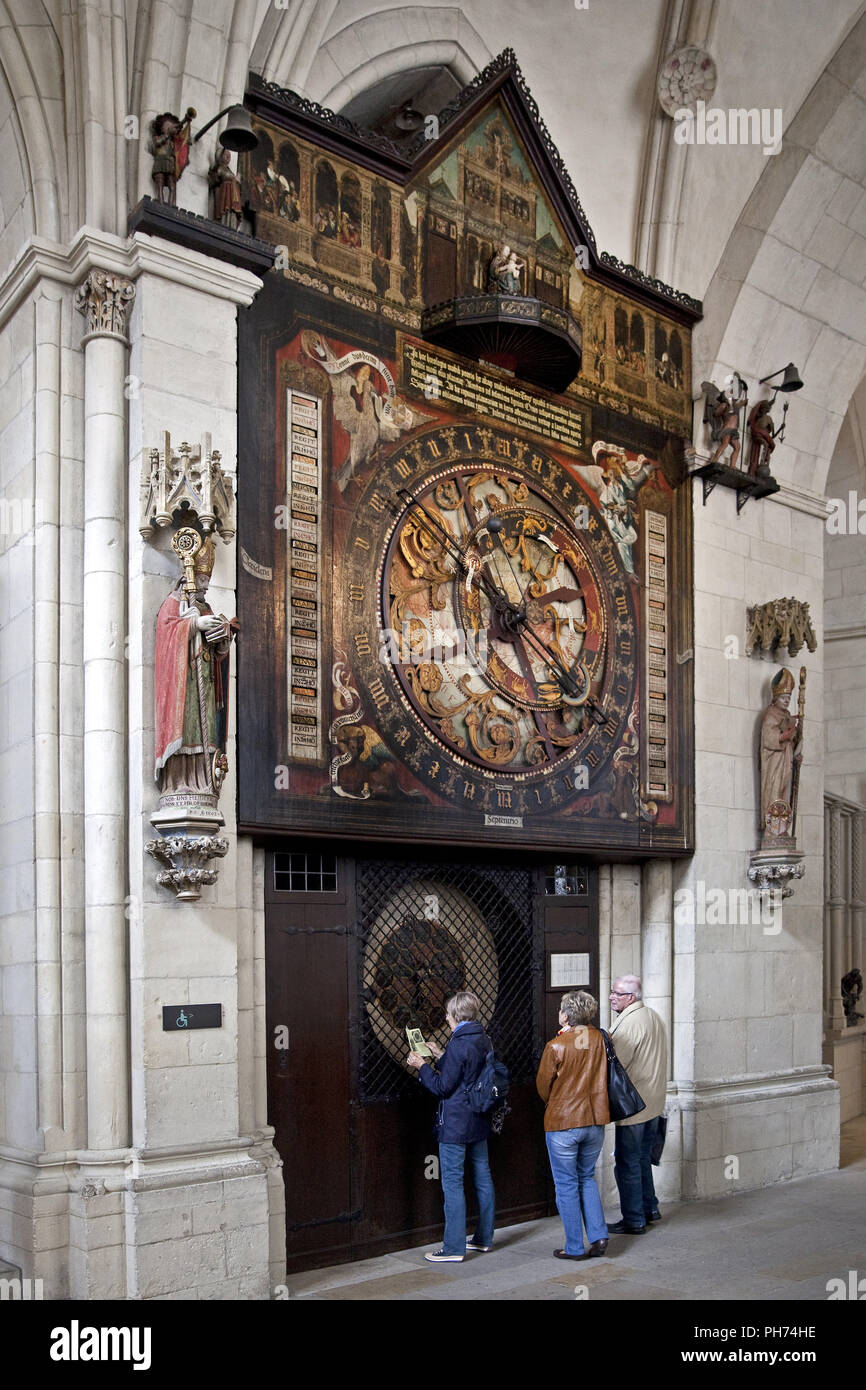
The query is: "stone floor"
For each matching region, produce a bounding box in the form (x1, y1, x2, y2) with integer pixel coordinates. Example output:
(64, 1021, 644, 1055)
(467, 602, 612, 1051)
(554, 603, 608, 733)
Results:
(282, 1116, 866, 1302)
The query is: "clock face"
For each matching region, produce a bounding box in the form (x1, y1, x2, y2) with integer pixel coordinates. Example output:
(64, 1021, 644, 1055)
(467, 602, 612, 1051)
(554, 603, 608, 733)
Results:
(385, 471, 607, 773)
(344, 424, 638, 817)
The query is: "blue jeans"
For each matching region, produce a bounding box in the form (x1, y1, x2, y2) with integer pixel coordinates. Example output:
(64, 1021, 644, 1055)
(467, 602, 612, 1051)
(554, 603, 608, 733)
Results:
(545, 1126, 607, 1255)
(438, 1140, 495, 1255)
(614, 1116, 661, 1227)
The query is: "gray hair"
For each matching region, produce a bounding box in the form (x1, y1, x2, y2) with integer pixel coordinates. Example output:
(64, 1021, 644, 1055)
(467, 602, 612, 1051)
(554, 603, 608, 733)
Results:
(559, 990, 599, 1026)
(446, 991, 481, 1023)
(613, 975, 642, 1000)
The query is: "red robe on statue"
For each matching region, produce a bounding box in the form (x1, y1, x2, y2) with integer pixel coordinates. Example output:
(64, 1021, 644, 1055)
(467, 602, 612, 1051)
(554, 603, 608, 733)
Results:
(154, 588, 195, 782)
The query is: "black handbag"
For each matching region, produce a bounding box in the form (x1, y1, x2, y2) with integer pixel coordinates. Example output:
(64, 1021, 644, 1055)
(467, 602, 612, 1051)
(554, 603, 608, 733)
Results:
(650, 1115, 668, 1165)
(601, 1029, 646, 1121)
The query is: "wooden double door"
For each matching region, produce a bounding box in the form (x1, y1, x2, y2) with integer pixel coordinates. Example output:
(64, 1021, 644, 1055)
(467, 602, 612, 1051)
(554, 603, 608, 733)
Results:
(265, 848, 598, 1272)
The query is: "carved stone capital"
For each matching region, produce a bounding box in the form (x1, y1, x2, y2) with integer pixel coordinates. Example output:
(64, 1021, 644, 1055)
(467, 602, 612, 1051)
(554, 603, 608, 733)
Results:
(74, 270, 136, 342)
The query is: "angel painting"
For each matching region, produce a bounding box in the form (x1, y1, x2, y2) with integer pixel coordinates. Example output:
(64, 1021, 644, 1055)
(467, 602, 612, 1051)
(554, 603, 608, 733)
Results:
(301, 331, 428, 493)
(573, 442, 655, 579)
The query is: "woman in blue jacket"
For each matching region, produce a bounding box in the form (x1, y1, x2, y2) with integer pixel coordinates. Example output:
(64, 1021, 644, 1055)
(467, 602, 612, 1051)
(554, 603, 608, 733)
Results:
(407, 991, 496, 1263)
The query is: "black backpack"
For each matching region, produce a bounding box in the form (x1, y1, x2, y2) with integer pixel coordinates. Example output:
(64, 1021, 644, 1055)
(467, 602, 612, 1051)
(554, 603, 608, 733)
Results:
(467, 1046, 511, 1132)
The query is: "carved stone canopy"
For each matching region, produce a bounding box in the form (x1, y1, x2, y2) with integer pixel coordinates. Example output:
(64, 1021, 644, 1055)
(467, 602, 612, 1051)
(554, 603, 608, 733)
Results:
(140, 431, 236, 542)
(746, 598, 818, 658)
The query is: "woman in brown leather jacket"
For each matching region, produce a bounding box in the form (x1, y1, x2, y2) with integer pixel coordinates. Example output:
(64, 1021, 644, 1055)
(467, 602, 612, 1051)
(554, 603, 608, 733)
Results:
(536, 990, 610, 1260)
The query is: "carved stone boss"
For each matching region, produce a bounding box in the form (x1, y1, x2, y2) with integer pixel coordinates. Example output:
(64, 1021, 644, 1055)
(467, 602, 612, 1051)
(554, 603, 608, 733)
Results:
(142, 433, 237, 900)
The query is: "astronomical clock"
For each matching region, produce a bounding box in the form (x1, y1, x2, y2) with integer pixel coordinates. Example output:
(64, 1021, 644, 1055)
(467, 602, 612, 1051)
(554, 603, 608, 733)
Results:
(236, 50, 697, 858)
(234, 48, 699, 1270)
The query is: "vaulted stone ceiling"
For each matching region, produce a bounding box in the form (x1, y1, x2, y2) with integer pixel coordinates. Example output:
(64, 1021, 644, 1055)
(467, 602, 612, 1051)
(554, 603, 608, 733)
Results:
(1, 0, 863, 302)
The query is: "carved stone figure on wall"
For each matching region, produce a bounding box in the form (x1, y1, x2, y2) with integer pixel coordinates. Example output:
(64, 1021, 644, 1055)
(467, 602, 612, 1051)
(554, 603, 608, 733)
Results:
(150, 108, 196, 205)
(760, 667, 803, 843)
(154, 530, 238, 802)
(208, 147, 243, 228)
(842, 969, 864, 1026)
(487, 244, 525, 294)
(701, 373, 748, 468)
(747, 397, 776, 476)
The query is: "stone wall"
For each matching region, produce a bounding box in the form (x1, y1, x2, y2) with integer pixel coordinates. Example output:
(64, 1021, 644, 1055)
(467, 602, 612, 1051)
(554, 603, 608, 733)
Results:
(679, 479, 839, 1193)
(824, 394, 866, 805)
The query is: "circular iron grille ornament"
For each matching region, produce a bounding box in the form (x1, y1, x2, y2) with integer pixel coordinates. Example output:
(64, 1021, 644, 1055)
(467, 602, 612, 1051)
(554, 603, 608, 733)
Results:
(363, 878, 499, 1066)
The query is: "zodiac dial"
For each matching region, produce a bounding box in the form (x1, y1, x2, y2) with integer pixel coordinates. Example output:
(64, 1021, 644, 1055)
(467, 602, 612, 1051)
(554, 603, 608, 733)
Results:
(342, 427, 638, 820)
(382, 465, 610, 779)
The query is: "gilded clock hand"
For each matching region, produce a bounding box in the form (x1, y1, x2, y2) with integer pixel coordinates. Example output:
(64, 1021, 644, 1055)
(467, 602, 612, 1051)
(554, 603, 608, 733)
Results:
(509, 604, 605, 720)
(397, 488, 523, 618)
(397, 488, 605, 722)
(396, 488, 464, 568)
(484, 515, 527, 621)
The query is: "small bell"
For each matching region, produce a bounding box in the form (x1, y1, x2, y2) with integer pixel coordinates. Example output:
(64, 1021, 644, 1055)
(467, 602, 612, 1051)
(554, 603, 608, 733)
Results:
(219, 105, 257, 153)
(778, 362, 803, 392)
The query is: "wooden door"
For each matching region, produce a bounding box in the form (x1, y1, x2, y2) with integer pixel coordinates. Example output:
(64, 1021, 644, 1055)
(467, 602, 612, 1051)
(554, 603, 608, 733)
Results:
(267, 848, 598, 1271)
(265, 852, 356, 1270)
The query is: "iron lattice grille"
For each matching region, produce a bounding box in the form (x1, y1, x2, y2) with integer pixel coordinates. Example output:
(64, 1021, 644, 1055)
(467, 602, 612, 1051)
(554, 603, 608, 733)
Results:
(356, 859, 534, 1102)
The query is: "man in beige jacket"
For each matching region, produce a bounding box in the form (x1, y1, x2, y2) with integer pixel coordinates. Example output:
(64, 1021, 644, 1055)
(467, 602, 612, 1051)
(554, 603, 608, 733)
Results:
(607, 975, 667, 1234)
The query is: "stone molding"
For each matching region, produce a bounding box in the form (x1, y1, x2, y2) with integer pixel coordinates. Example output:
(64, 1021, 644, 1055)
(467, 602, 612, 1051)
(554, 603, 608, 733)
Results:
(0, 1129, 279, 1186)
(0, 226, 263, 333)
(767, 480, 832, 519)
(74, 268, 135, 343)
(825, 622, 866, 642)
(672, 1064, 836, 1108)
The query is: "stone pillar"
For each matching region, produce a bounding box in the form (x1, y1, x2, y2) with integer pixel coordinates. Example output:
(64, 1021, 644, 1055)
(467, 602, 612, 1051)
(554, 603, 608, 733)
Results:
(853, 810, 864, 989)
(65, 270, 135, 1299)
(641, 859, 673, 1074)
(75, 270, 135, 1154)
(123, 236, 282, 1300)
(608, 863, 641, 1018)
(597, 864, 612, 1019)
(34, 289, 64, 1146)
(641, 858, 680, 1204)
(827, 801, 846, 1030)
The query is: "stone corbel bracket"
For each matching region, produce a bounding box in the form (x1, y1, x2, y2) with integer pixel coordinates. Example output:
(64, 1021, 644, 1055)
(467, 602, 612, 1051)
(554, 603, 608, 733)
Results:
(145, 832, 230, 903)
(745, 597, 818, 658)
(140, 430, 235, 541)
(748, 848, 805, 900)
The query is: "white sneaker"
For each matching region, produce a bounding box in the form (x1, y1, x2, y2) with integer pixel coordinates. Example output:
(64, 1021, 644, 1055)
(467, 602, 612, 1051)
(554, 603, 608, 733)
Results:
(466, 1240, 493, 1251)
(424, 1249, 464, 1263)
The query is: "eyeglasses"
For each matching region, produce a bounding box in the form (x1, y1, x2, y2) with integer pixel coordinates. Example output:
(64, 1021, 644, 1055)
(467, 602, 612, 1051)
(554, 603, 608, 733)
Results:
(609, 990, 633, 997)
